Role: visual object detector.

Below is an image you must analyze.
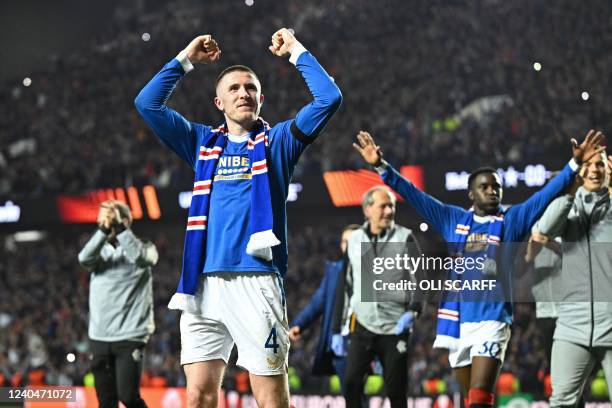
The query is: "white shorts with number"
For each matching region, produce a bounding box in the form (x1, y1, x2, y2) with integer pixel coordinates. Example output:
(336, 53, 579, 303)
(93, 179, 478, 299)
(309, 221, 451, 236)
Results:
(180, 272, 289, 376)
(448, 321, 511, 368)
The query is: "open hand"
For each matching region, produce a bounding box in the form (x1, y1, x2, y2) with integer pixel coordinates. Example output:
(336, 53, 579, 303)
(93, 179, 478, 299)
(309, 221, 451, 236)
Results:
(571, 130, 605, 165)
(395, 311, 415, 335)
(184, 35, 221, 64)
(352, 130, 383, 167)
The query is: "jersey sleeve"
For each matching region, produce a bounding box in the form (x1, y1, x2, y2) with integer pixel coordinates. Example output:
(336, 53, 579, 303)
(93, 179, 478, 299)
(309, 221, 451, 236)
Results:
(505, 160, 578, 239)
(291, 272, 328, 329)
(533, 195, 574, 238)
(381, 162, 465, 240)
(77, 230, 108, 270)
(271, 50, 342, 166)
(134, 58, 204, 169)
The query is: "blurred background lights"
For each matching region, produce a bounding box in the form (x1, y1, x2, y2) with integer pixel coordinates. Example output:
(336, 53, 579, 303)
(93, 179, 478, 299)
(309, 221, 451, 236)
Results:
(582, 91, 590, 101)
(245, 0, 254, 6)
(420, 222, 429, 232)
(22, 77, 31, 87)
(66, 353, 76, 363)
(533, 62, 541, 71)
(141, 32, 151, 42)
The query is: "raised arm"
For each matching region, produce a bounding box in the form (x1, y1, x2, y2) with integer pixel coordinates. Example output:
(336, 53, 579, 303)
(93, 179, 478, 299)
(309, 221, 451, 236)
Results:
(507, 130, 604, 238)
(77, 230, 108, 269)
(77, 205, 114, 269)
(533, 195, 574, 238)
(134, 35, 221, 168)
(290, 271, 329, 333)
(353, 131, 464, 238)
(269, 29, 342, 149)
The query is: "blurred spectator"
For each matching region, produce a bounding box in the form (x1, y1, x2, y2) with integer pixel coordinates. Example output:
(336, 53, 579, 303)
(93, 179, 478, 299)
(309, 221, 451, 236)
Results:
(78, 200, 157, 408)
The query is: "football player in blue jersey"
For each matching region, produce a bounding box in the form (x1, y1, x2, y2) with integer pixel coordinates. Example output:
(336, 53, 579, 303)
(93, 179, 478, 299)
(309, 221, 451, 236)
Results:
(136, 29, 341, 408)
(353, 129, 603, 408)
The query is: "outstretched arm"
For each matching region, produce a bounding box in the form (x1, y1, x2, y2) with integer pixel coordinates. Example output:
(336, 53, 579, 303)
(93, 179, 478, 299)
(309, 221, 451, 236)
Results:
(508, 130, 604, 238)
(353, 131, 464, 238)
(134, 35, 221, 168)
(290, 271, 329, 332)
(532, 195, 574, 238)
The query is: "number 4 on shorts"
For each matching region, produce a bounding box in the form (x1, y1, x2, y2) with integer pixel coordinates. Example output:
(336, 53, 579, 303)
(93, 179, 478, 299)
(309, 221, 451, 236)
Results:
(265, 326, 279, 354)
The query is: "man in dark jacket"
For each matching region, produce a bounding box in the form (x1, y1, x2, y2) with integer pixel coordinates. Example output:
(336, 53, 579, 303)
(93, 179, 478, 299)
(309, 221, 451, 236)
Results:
(288, 224, 360, 389)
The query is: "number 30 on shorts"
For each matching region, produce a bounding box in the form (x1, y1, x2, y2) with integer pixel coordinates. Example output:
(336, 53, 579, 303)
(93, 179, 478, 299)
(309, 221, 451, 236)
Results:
(478, 341, 501, 358)
(265, 326, 280, 354)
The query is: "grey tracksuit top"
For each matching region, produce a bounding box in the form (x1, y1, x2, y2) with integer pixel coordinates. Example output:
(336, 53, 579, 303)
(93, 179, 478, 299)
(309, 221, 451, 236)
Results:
(78, 229, 158, 342)
(535, 187, 612, 347)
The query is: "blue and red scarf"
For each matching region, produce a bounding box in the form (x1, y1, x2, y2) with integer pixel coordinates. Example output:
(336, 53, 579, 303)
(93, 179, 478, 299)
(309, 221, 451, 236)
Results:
(433, 210, 504, 350)
(168, 118, 280, 312)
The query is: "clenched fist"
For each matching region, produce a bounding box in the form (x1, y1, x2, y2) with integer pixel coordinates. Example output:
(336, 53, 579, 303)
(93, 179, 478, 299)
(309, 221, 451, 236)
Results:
(268, 28, 300, 57)
(184, 35, 221, 64)
(288, 326, 301, 342)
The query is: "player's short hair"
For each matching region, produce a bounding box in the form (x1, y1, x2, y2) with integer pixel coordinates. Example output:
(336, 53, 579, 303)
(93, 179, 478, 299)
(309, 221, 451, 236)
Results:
(361, 186, 396, 211)
(215, 65, 261, 90)
(468, 167, 500, 190)
(115, 201, 133, 226)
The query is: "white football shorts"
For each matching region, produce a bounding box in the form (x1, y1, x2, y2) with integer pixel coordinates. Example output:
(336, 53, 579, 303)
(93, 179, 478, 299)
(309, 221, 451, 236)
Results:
(448, 321, 511, 368)
(180, 272, 289, 376)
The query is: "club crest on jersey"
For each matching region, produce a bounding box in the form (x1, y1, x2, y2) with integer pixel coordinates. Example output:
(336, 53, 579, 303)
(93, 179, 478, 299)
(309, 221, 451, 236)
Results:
(465, 233, 488, 252)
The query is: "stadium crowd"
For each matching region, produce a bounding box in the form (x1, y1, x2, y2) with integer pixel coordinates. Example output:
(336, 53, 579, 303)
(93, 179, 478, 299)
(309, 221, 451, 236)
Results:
(1, 0, 611, 403)
(0, 223, 562, 398)
(1, 0, 612, 196)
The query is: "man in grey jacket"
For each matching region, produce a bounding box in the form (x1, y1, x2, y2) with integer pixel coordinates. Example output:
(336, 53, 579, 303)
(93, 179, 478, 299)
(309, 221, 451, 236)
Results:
(535, 152, 612, 407)
(78, 200, 158, 408)
(523, 230, 561, 369)
(343, 186, 423, 408)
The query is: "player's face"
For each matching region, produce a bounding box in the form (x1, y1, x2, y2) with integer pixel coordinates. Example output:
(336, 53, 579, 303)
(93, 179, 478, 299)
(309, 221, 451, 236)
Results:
(580, 154, 607, 192)
(215, 71, 264, 128)
(469, 172, 503, 215)
(364, 190, 396, 231)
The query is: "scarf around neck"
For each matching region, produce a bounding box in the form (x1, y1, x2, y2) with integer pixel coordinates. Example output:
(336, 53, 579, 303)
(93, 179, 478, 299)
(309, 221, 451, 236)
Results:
(433, 209, 504, 350)
(168, 118, 280, 312)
